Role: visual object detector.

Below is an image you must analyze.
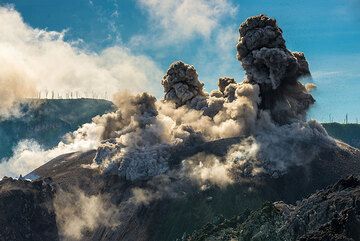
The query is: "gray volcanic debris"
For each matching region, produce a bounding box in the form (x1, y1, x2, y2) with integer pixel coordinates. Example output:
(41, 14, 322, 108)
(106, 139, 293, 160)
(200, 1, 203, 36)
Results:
(237, 14, 314, 124)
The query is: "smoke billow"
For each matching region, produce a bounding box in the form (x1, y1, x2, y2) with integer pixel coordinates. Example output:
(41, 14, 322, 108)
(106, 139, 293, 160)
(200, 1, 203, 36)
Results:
(91, 75, 262, 182)
(88, 14, 335, 195)
(236, 14, 314, 124)
(0, 116, 106, 178)
(54, 188, 119, 240)
(181, 153, 234, 188)
(0, 70, 36, 119)
(305, 83, 317, 92)
(162, 61, 206, 108)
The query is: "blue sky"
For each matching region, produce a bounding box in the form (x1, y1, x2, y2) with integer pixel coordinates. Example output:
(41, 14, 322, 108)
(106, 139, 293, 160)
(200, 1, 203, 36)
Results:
(1, 0, 359, 123)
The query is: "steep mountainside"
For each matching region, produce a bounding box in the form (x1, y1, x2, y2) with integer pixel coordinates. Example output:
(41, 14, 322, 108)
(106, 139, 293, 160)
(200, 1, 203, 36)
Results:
(18, 139, 360, 241)
(0, 99, 115, 160)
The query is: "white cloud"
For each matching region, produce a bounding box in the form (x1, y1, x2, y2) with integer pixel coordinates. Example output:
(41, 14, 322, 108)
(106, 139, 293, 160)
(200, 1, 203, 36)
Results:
(0, 6, 163, 118)
(134, 0, 237, 45)
(194, 25, 240, 86)
(0, 120, 104, 178)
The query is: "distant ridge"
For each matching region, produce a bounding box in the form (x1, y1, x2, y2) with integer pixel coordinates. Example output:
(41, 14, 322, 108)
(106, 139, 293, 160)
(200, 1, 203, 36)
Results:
(0, 99, 115, 160)
(322, 123, 360, 148)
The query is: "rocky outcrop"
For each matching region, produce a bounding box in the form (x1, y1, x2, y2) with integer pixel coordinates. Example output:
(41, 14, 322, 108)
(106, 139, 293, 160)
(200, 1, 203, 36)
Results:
(184, 176, 360, 241)
(0, 177, 58, 241)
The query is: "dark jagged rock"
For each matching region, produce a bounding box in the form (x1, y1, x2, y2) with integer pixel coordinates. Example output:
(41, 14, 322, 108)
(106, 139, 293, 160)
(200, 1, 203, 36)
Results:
(0, 177, 58, 241)
(184, 176, 360, 241)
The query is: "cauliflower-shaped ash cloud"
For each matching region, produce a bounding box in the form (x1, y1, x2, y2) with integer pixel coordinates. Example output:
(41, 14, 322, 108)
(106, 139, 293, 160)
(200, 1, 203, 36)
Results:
(162, 61, 206, 107)
(237, 14, 285, 60)
(87, 14, 334, 188)
(237, 14, 314, 124)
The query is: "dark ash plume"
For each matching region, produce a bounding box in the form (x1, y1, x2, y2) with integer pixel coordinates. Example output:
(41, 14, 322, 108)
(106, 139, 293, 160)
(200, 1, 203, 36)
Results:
(237, 14, 314, 124)
(162, 61, 207, 109)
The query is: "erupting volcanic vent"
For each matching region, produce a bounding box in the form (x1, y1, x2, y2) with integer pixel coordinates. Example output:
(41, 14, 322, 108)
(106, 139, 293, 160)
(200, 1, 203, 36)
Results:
(91, 14, 332, 184)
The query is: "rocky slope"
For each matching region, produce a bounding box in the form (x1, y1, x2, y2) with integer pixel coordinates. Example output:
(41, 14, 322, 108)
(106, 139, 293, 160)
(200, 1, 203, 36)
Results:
(185, 175, 360, 241)
(0, 177, 58, 241)
(19, 138, 359, 241)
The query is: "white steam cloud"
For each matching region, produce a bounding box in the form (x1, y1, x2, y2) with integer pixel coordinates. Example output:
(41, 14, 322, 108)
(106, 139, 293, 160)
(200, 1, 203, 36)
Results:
(0, 118, 106, 178)
(133, 0, 237, 45)
(0, 6, 163, 119)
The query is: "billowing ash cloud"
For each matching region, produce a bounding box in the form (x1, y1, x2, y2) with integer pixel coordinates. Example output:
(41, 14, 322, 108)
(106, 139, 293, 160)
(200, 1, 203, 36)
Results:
(91, 76, 262, 181)
(162, 61, 207, 108)
(217, 77, 236, 94)
(87, 15, 335, 191)
(236, 14, 314, 124)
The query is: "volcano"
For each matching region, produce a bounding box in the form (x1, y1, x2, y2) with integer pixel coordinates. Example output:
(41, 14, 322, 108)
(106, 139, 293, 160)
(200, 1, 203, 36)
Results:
(1, 14, 360, 241)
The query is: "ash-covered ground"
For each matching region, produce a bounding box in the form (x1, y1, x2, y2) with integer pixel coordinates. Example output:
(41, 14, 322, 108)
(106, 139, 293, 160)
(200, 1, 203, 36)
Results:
(1, 14, 360, 241)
